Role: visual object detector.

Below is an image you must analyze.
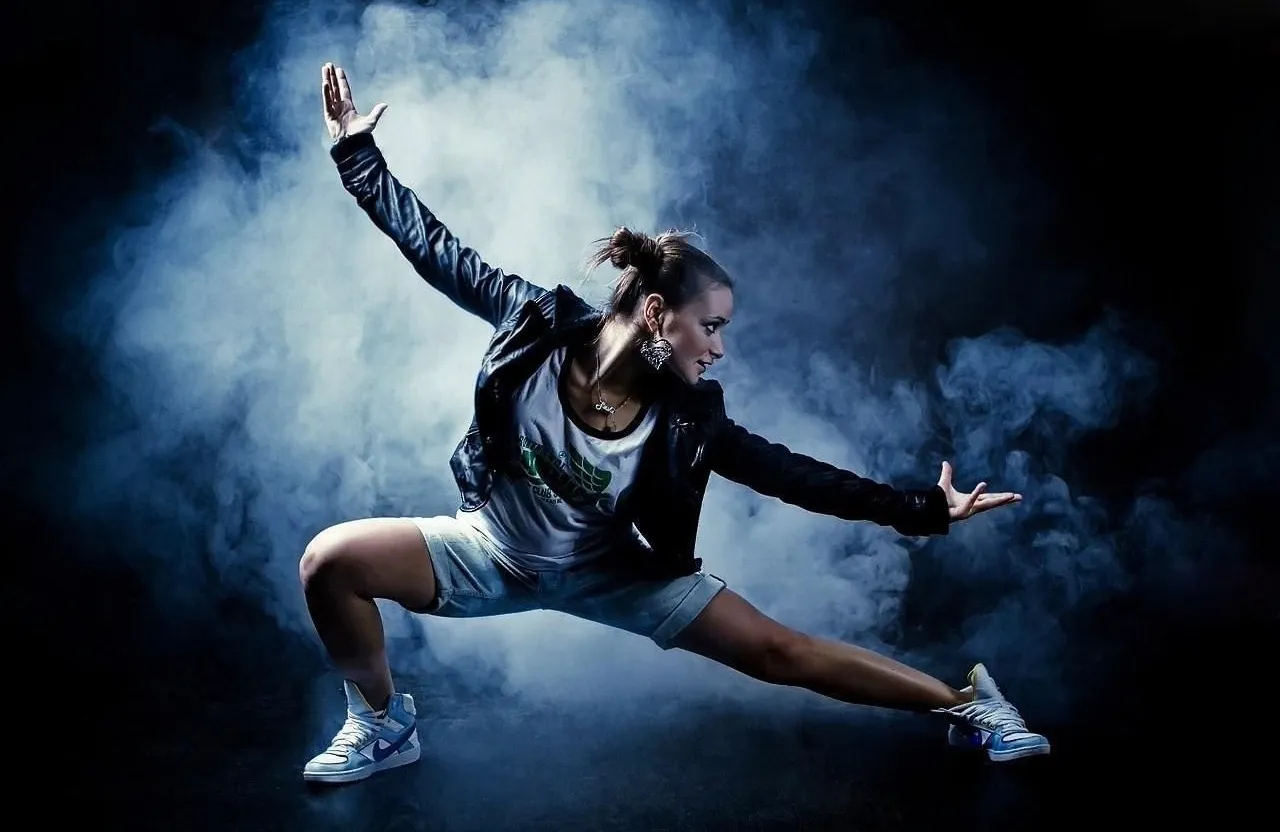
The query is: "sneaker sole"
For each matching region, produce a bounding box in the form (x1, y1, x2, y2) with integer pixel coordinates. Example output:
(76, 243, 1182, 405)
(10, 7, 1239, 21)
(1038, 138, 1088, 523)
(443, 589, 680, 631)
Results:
(949, 729, 1051, 761)
(303, 740, 422, 784)
(987, 743, 1051, 762)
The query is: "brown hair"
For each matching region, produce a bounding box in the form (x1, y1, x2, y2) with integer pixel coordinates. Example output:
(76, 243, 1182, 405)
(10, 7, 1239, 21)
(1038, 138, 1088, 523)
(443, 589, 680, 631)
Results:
(587, 227, 734, 317)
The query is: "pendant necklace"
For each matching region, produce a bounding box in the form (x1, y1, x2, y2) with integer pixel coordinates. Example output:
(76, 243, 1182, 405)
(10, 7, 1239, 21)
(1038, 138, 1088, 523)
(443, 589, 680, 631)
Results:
(592, 345, 631, 432)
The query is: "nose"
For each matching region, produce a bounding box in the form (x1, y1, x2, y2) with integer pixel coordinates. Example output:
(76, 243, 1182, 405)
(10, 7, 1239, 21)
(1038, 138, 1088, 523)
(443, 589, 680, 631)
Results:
(709, 333, 725, 360)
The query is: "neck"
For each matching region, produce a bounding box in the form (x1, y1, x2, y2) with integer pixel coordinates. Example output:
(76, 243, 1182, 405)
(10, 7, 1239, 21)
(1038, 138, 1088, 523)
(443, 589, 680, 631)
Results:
(587, 316, 646, 399)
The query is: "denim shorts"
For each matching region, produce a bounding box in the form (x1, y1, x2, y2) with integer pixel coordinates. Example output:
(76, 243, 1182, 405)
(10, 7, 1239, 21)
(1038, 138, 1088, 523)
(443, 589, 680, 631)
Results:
(410, 515, 726, 649)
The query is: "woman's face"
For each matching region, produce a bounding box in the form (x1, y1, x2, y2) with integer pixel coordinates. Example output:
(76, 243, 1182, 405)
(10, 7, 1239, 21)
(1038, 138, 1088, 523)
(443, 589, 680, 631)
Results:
(645, 283, 734, 385)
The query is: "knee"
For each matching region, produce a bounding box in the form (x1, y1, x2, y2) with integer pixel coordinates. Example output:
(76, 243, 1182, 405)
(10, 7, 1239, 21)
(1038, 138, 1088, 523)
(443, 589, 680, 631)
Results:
(746, 631, 812, 686)
(298, 526, 352, 591)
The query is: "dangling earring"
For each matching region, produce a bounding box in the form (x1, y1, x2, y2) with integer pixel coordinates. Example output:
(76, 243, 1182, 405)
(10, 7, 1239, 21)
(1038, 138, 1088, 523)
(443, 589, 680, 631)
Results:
(639, 335, 674, 371)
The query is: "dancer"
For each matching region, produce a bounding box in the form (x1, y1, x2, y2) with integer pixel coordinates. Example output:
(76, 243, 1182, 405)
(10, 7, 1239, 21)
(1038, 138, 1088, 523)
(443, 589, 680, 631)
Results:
(300, 62, 1050, 784)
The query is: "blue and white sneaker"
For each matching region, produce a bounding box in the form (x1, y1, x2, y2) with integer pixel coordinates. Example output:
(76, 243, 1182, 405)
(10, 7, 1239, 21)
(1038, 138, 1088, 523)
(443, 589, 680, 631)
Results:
(937, 663, 1050, 762)
(303, 681, 421, 784)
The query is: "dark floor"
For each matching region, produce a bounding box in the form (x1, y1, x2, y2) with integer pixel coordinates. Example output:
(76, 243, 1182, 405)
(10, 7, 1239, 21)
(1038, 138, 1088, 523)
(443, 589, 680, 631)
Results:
(26, 534, 1274, 831)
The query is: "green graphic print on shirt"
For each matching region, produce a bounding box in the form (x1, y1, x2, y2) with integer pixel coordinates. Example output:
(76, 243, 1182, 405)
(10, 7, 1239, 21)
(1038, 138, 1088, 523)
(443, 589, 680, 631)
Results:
(517, 433, 612, 510)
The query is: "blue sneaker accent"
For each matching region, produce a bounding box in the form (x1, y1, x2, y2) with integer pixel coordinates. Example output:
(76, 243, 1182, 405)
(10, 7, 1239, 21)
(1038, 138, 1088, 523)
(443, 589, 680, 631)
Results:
(947, 723, 986, 750)
(936, 664, 1050, 762)
(303, 681, 422, 784)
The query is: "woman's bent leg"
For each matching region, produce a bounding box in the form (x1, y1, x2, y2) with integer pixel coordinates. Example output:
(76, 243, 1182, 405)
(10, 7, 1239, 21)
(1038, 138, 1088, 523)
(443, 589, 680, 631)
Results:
(298, 518, 438, 710)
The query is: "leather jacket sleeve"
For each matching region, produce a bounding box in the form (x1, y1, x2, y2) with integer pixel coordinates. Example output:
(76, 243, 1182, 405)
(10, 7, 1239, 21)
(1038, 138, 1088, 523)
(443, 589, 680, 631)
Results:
(707, 418, 952, 537)
(330, 132, 544, 327)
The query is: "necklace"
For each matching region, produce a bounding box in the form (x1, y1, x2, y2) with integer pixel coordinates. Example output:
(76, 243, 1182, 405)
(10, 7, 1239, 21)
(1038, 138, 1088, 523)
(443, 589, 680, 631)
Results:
(591, 345, 631, 431)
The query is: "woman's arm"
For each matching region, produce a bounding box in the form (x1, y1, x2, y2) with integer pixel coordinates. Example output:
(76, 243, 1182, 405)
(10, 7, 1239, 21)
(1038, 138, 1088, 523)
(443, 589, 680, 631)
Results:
(706, 417, 952, 536)
(331, 133, 544, 328)
(322, 62, 543, 327)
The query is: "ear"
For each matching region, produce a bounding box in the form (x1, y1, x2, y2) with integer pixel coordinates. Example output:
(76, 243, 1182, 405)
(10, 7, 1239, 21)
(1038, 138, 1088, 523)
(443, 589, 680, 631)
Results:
(640, 293, 667, 335)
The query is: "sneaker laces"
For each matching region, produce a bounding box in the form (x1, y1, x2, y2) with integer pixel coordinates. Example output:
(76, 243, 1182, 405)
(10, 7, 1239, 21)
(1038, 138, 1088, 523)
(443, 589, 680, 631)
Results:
(949, 696, 1028, 733)
(329, 714, 379, 752)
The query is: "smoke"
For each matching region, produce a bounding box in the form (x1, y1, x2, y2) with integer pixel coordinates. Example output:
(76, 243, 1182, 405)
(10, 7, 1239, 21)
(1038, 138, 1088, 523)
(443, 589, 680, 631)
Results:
(54, 0, 1213, 723)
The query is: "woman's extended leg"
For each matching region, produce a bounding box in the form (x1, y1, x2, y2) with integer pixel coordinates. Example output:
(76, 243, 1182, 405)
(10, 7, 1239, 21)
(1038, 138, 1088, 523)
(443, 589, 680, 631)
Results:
(298, 518, 438, 711)
(673, 587, 1050, 760)
(673, 588, 966, 711)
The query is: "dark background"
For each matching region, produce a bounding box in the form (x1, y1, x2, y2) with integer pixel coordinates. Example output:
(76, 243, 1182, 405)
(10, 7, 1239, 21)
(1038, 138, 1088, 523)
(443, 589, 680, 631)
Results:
(8, 0, 1277, 828)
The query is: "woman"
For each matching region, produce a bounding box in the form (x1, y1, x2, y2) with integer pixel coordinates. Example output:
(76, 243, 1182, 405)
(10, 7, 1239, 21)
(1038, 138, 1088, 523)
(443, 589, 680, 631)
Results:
(300, 62, 1049, 785)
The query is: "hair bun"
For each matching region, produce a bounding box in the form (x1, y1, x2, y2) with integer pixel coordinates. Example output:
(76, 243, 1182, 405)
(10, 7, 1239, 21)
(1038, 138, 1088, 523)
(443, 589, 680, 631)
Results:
(609, 227, 662, 275)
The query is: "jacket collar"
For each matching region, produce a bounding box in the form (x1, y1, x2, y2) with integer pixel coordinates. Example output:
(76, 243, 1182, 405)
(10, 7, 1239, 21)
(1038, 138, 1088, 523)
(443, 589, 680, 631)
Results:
(537, 285, 601, 335)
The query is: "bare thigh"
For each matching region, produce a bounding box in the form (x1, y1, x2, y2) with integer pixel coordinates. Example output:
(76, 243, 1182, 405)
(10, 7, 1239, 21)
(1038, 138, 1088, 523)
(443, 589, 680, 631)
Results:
(671, 588, 808, 683)
(300, 518, 438, 612)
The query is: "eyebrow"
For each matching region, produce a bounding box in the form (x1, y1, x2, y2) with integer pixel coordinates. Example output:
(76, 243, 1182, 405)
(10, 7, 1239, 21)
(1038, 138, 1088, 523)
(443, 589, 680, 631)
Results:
(703, 316, 729, 325)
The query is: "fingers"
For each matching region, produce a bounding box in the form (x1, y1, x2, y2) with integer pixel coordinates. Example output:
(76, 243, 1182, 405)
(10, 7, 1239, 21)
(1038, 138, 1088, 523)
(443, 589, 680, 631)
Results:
(368, 102, 388, 125)
(969, 492, 1022, 516)
(961, 481, 987, 517)
(948, 479, 1024, 522)
(321, 62, 354, 106)
(323, 62, 340, 115)
(337, 66, 353, 104)
(938, 461, 1027, 521)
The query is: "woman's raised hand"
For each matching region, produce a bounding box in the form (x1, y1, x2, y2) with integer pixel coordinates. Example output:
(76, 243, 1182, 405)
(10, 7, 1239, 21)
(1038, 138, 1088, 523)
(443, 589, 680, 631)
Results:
(322, 62, 388, 141)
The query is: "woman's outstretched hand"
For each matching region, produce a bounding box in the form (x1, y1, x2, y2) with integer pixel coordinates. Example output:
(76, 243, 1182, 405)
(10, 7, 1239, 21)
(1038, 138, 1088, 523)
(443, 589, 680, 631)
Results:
(322, 62, 388, 141)
(937, 461, 1022, 523)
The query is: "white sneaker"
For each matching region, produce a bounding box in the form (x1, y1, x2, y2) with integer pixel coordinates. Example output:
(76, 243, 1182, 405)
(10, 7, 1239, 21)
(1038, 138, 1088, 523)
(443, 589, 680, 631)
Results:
(303, 681, 421, 784)
(938, 664, 1051, 762)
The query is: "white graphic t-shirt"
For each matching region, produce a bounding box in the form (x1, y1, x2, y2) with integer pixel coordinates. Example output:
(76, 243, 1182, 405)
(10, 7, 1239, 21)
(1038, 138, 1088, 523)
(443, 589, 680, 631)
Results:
(461, 346, 658, 569)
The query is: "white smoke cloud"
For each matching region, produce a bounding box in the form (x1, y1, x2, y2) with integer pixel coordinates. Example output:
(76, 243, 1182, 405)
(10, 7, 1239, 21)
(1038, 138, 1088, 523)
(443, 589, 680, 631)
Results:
(61, 0, 1165, 717)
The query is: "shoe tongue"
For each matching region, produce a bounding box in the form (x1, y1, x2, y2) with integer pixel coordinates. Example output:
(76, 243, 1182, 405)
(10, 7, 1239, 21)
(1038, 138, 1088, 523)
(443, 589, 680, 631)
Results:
(970, 664, 1004, 700)
(343, 680, 380, 717)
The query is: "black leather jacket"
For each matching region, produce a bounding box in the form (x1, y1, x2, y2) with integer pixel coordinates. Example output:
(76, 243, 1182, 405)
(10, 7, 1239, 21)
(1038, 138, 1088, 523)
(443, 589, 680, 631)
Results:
(332, 132, 951, 576)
